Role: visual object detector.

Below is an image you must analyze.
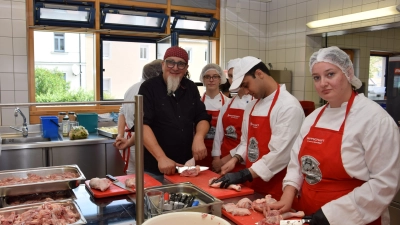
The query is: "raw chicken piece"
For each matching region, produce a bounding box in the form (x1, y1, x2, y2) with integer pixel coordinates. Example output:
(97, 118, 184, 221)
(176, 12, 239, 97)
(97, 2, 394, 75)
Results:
(236, 198, 253, 209)
(252, 194, 277, 212)
(208, 177, 241, 191)
(222, 203, 251, 216)
(125, 178, 135, 188)
(89, 178, 112, 191)
(258, 210, 306, 225)
(180, 165, 201, 177)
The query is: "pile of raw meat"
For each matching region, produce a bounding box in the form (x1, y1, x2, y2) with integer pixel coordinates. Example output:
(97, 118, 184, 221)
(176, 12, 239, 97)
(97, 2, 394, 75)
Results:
(222, 195, 305, 225)
(0, 172, 79, 186)
(0, 202, 80, 225)
(7, 190, 72, 206)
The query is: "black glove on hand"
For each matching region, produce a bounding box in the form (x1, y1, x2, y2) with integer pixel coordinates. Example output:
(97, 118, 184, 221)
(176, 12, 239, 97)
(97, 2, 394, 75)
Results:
(214, 169, 253, 189)
(310, 209, 330, 225)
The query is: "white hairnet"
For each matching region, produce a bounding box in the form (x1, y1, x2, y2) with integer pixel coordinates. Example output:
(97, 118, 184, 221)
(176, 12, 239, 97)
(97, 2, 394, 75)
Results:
(309, 46, 362, 89)
(199, 63, 226, 84)
(227, 58, 241, 70)
(142, 59, 163, 80)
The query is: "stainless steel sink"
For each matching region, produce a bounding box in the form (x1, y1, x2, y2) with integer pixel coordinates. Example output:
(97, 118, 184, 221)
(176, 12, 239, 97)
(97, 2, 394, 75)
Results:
(1, 133, 50, 144)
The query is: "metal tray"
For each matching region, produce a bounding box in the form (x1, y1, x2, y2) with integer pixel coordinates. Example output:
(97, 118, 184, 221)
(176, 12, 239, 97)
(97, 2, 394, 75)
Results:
(96, 127, 118, 139)
(0, 165, 86, 197)
(2, 189, 77, 208)
(0, 200, 87, 224)
(131, 182, 223, 217)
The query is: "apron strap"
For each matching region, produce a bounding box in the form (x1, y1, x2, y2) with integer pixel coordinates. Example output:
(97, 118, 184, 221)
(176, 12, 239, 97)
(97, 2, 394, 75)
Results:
(121, 124, 132, 174)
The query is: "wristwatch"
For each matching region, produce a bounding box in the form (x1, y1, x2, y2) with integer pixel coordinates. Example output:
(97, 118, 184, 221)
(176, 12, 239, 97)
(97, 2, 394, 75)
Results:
(233, 154, 244, 163)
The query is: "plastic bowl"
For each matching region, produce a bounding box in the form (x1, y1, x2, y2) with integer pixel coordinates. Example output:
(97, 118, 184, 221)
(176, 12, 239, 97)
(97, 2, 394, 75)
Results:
(142, 212, 231, 225)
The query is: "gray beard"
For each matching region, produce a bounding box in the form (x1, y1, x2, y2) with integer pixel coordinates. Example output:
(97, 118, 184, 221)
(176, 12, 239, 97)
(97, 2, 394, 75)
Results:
(167, 76, 181, 96)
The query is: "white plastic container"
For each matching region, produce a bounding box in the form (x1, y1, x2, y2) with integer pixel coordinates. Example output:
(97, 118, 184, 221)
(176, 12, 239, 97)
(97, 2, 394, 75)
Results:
(142, 212, 230, 225)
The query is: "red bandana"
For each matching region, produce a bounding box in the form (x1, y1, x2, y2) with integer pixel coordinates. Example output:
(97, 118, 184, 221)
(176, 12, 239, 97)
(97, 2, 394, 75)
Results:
(164, 46, 188, 63)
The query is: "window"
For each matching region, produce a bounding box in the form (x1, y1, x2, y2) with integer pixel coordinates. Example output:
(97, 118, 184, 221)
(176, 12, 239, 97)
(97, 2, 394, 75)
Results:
(140, 45, 148, 60)
(101, 39, 156, 100)
(35, 31, 95, 103)
(103, 41, 110, 59)
(205, 48, 208, 63)
(185, 48, 192, 62)
(368, 55, 387, 100)
(103, 78, 111, 93)
(54, 33, 65, 52)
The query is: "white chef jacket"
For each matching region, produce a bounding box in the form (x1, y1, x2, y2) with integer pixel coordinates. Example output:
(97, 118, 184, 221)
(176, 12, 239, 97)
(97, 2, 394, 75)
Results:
(202, 92, 230, 111)
(212, 94, 253, 157)
(119, 80, 144, 174)
(283, 93, 400, 225)
(234, 84, 305, 182)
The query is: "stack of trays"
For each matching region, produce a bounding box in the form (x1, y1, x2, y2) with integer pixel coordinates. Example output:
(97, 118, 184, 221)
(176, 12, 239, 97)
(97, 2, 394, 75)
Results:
(0, 165, 87, 224)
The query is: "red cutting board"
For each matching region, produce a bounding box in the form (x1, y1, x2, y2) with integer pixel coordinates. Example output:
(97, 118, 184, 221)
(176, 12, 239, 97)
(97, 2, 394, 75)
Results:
(222, 208, 264, 225)
(223, 209, 303, 225)
(85, 174, 162, 198)
(164, 170, 254, 199)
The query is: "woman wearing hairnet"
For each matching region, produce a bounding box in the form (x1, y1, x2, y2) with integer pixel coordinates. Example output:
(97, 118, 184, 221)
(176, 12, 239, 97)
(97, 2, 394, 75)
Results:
(196, 63, 230, 168)
(210, 58, 253, 173)
(114, 59, 162, 174)
(270, 46, 400, 225)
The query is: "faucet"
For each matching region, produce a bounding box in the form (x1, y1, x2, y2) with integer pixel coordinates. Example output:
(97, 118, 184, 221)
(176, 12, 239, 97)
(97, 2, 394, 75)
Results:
(10, 107, 28, 137)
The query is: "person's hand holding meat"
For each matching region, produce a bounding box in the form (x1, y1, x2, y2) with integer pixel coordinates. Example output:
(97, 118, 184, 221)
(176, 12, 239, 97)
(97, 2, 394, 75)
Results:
(220, 156, 238, 175)
(269, 185, 297, 214)
(213, 168, 253, 188)
(309, 209, 330, 225)
(192, 134, 207, 161)
(157, 156, 178, 175)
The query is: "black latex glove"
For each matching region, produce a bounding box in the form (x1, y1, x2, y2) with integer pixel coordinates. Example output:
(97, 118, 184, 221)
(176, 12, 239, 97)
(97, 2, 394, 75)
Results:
(310, 209, 330, 225)
(213, 169, 253, 188)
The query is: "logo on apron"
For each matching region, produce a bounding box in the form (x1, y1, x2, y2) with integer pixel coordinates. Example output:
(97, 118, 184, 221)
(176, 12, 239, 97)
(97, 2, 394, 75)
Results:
(248, 137, 259, 162)
(301, 155, 322, 185)
(225, 125, 237, 140)
(206, 126, 216, 139)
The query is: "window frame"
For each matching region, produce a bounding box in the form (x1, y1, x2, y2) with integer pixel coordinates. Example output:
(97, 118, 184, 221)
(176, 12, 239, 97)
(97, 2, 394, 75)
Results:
(27, 0, 220, 124)
(54, 33, 65, 52)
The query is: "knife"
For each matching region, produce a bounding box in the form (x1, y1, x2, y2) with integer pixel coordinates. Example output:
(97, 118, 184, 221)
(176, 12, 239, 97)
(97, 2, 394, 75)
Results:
(105, 174, 135, 193)
(279, 216, 312, 225)
(176, 166, 209, 174)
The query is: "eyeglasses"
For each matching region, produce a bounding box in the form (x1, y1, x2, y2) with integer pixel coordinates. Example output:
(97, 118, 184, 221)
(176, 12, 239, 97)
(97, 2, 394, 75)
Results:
(203, 75, 221, 80)
(165, 59, 187, 70)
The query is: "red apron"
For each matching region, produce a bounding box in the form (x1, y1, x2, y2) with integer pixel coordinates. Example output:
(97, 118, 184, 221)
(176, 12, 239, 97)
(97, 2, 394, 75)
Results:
(121, 124, 132, 174)
(221, 96, 246, 172)
(297, 91, 380, 225)
(246, 85, 286, 196)
(197, 92, 225, 168)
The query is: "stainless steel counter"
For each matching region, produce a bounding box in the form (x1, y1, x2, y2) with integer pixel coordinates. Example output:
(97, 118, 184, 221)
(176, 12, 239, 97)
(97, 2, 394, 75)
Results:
(1, 133, 115, 150)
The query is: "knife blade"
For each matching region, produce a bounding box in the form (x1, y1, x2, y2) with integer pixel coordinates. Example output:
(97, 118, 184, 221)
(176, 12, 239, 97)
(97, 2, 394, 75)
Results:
(175, 166, 209, 173)
(105, 174, 135, 193)
(279, 216, 312, 225)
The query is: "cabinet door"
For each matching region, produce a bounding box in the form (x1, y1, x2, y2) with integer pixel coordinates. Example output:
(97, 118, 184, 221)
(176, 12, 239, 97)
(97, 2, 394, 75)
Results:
(49, 144, 106, 180)
(106, 143, 125, 176)
(0, 148, 46, 170)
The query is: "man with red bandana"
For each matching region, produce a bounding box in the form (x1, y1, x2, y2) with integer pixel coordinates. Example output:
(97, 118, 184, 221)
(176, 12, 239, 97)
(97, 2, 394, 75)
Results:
(138, 46, 211, 181)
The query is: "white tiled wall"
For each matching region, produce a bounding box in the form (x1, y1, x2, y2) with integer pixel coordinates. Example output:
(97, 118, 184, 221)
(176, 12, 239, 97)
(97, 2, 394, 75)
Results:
(221, 0, 400, 104)
(0, 0, 28, 126)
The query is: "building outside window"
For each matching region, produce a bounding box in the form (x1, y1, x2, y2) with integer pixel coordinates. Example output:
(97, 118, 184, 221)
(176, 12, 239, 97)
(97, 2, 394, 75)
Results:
(140, 45, 148, 60)
(103, 78, 111, 93)
(54, 33, 65, 52)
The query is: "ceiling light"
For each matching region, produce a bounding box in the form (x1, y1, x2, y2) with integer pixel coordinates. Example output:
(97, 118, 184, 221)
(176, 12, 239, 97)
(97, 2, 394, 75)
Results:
(307, 5, 400, 28)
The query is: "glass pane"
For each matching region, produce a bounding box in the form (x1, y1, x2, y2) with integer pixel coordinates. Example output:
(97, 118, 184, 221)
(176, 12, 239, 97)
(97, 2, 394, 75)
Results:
(102, 40, 156, 100)
(368, 56, 386, 100)
(40, 8, 89, 22)
(156, 36, 171, 59)
(105, 14, 162, 27)
(171, 17, 209, 30)
(34, 31, 95, 103)
(179, 38, 210, 84)
(60, 39, 65, 51)
(54, 38, 59, 50)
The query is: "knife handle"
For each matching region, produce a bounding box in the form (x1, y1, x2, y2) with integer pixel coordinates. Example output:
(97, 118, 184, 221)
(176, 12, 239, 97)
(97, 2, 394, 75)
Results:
(106, 174, 117, 182)
(302, 215, 313, 224)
